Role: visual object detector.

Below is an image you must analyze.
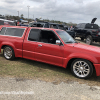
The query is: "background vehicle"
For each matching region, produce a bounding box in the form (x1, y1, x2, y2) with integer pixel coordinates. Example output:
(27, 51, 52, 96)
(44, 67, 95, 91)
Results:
(0, 18, 15, 26)
(74, 18, 100, 45)
(20, 20, 28, 26)
(29, 21, 75, 38)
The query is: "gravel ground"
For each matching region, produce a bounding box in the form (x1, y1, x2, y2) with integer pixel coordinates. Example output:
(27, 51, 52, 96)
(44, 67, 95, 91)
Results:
(0, 38, 100, 100)
(0, 77, 100, 100)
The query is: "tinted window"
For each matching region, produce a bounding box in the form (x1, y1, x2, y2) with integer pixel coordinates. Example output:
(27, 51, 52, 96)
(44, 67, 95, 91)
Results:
(37, 23, 44, 27)
(32, 23, 37, 27)
(44, 23, 49, 28)
(40, 30, 59, 44)
(5, 28, 24, 37)
(0, 27, 6, 35)
(28, 29, 40, 41)
(0, 20, 4, 25)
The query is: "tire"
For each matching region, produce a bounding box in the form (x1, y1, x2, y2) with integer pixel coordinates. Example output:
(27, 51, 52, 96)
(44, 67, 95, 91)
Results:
(3, 46, 15, 60)
(71, 59, 93, 79)
(81, 37, 84, 41)
(85, 35, 92, 45)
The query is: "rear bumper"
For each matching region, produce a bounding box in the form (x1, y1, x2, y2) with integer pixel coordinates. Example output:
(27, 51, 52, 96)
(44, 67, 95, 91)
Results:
(94, 64, 100, 76)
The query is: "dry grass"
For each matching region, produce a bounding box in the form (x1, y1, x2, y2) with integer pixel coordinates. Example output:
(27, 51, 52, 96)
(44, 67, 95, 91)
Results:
(0, 49, 100, 86)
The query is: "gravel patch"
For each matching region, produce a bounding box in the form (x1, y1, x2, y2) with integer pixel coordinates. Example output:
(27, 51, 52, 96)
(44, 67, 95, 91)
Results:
(0, 77, 100, 100)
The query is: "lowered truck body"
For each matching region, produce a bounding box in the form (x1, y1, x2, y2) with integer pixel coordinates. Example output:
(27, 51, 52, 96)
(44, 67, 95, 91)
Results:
(0, 25, 100, 79)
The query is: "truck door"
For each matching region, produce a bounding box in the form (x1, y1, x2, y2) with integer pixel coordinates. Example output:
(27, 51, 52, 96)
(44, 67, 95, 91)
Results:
(34, 30, 64, 67)
(23, 29, 40, 60)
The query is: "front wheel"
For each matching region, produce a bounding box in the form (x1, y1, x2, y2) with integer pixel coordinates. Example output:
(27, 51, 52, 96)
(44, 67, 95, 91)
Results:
(3, 46, 15, 60)
(85, 35, 92, 45)
(71, 59, 93, 79)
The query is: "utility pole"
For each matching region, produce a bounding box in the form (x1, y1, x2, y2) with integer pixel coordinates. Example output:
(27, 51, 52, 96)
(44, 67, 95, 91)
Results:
(27, 6, 30, 19)
(17, 11, 19, 17)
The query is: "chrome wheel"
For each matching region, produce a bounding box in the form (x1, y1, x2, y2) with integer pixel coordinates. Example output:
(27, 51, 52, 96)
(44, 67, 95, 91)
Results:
(86, 38, 91, 44)
(4, 47, 13, 59)
(86, 35, 92, 45)
(71, 59, 93, 79)
(73, 61, 90, 78)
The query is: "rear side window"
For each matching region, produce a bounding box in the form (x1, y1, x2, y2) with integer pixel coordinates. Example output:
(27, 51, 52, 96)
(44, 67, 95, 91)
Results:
(5, 28, 25, 37)
(0, 27, 6, 35)
(0, 20, 4, 25)
(28, 29, 40, 41)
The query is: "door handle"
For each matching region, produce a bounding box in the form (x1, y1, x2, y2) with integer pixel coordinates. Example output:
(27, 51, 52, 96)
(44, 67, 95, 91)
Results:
(38, 44, 42, 47)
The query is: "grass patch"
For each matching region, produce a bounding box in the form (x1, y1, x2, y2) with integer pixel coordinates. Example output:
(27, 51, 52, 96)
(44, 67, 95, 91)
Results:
(0, 49, 100, 86)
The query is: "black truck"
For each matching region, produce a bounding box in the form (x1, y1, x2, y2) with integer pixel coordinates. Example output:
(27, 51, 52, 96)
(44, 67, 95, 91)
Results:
(74, 18, 100, 45)
(28, 21, 75, 38)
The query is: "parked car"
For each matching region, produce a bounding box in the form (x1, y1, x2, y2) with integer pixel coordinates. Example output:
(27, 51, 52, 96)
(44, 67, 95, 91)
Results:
(0, 18, 15, 26)
(0, 25, 100, 79)
(74, 18, 100, 45)
(29, 21, 75, 38)
(20, 20, 28, 27)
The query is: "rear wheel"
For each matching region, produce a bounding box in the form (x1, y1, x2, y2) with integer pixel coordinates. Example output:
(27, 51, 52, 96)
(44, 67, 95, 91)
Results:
(85, 35, 92, 45)
(71, 59, 93, 79)
(3, 46, 15, 60)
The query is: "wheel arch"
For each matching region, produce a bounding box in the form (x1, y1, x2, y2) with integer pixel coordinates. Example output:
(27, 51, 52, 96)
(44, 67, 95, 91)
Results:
(66, 58, 96, 76)
(1, 43, 16, 56)
(85, 31, 92, 38)
(64, 53, 98, 68)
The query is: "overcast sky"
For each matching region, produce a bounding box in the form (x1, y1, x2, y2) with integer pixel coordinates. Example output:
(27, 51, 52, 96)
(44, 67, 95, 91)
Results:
(0, 0, 100, 25)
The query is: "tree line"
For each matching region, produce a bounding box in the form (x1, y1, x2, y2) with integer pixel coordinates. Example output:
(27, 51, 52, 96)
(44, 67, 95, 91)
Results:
(0, 14, 77, 26)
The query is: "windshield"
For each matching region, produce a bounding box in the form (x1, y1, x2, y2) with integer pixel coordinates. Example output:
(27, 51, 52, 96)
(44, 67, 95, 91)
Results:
(56, 30, 76, 43)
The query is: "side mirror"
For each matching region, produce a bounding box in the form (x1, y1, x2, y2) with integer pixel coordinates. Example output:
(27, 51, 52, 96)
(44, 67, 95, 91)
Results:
(56, 40, 61, 45)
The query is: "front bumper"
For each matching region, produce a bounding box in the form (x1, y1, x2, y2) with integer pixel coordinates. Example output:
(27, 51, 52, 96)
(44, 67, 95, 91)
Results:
(94, 64, 100, 76)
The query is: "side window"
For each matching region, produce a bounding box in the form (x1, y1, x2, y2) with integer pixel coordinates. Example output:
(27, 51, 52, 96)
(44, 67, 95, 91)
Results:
(5, 28, 24, 37)
(32, 23, 37, 27)
(28, 29, 40, 41)
(44, 23, 49, 28)
(80, 24, 85, 28)
(37, 23, 44, 27)
(40, 30, 59, 44)
(0, 27, 6, 35)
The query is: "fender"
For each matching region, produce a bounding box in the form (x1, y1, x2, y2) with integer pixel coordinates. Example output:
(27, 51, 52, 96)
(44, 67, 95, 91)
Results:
(0, 42, 16, 56)
(63, 53, 98, 68)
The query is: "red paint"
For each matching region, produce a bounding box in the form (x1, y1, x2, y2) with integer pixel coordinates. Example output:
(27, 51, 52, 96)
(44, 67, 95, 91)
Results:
(0, 26, 100, 76)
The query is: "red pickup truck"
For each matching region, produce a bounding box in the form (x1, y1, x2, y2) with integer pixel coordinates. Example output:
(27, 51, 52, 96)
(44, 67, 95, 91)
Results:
(0, 25, 100, 79)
